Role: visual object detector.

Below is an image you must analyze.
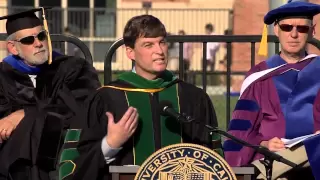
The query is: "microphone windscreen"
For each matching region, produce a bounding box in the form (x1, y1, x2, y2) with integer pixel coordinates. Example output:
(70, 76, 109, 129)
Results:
(158, 100, 173, 116)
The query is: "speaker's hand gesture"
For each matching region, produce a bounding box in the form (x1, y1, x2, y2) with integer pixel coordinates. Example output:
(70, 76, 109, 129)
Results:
(106, 107, 138, 148)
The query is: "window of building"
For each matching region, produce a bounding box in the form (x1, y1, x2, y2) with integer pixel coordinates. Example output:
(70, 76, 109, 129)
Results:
(11, 0, 33, 6)
(95, 0, 106, 8)
(40, 0, 60, 6)
(68, 0, 89, 7)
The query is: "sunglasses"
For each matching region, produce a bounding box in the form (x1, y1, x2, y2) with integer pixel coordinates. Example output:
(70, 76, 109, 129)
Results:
(278, 23, 311, 33)
(15, 30, 48, 45)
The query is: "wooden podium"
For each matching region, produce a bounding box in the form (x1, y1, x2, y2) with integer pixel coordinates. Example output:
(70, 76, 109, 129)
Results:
(109, 166, 256, 180)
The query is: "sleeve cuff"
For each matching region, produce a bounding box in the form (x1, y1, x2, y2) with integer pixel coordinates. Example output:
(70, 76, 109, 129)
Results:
(101, 135, 122, 158)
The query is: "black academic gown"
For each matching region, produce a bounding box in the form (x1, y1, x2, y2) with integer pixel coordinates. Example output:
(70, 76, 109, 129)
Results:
(70, 79, 220, 180)
(0, 55, 100, 180)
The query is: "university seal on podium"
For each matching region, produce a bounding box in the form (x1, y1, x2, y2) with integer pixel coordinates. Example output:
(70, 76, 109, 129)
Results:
(134, 143, 237, 180)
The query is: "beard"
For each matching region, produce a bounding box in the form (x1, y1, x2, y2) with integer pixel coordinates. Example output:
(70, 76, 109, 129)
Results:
(16, 45, 49, 66)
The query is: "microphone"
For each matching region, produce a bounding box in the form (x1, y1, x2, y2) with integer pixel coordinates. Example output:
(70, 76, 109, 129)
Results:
(157, 103, 297, 180)
(206, 125, 297, 168)
(158, 100, 194, 123)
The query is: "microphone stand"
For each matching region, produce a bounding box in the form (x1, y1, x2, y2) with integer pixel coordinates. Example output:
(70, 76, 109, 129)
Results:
(205, 125, 297, 180)
(159, 106, 297, 180)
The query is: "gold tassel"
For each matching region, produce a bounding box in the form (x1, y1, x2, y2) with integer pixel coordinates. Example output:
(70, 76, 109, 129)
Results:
(258, 24, 268, 57)
(41, 7, 52, 64)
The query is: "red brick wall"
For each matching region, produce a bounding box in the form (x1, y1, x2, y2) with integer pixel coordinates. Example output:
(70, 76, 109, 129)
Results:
(231, 0, 269, 91)
(232, 0, 268, 72)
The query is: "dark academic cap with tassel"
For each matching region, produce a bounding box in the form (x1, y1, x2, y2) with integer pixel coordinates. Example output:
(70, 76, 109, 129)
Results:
(0, 7, 53, 64)
(258, 0, 320, 57)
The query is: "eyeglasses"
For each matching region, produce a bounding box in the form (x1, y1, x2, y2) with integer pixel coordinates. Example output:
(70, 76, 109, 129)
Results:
(278, 23, 311, 33)
(15, 30, 48, 45)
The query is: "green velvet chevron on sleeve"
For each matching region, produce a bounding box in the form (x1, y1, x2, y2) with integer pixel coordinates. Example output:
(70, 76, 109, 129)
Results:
(59, 129, 82, 180)
(212, 133, 224, 158)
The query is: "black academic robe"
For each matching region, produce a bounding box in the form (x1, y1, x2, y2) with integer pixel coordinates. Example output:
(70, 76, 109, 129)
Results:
(0, 55, 100, 180)
(70, 79, 220, 180)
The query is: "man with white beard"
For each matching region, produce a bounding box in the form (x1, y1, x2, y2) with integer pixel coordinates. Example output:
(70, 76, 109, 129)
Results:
(0, 7, 100, 180)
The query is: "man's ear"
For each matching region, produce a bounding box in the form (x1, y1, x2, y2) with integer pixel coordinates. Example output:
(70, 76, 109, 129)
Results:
(7, 41, 19, 55)
(125, 46, 135, 60)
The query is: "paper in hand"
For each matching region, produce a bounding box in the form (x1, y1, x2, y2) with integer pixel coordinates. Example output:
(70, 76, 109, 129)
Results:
(281, 134, 317, 148)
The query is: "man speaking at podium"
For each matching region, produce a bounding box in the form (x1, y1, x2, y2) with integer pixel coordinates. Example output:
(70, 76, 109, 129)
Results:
(224, 1, 320, 179)
(62, 15, 223, 180)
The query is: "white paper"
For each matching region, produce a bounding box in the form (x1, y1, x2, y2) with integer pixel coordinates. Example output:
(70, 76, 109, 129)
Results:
(281, 134, 316, 148)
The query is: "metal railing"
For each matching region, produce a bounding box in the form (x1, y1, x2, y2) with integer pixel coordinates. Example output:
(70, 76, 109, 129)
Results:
(104, 35, 320, 128)
(0, 7, 232, 65)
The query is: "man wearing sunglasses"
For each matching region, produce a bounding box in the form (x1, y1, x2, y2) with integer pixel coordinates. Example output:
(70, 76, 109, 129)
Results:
(224, 1, 320, 179)
(0, 8, 101, 180)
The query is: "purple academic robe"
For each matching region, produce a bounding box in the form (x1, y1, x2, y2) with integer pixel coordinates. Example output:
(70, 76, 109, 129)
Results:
(224, 54, 320, 167)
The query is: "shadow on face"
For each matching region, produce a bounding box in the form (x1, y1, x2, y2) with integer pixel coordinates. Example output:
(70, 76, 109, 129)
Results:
(274, 18, 314, 55)
(7, 25, 49, 66)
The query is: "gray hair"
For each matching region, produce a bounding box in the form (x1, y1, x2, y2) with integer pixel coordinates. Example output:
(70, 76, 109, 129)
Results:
(6, 33, 16, 41)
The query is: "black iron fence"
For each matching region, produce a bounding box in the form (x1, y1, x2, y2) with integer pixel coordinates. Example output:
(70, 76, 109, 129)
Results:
(0, 6, 232, 64)
(104, 35, 320, 129)
(1, 33, 319, 130)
